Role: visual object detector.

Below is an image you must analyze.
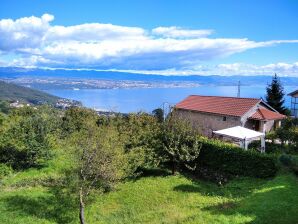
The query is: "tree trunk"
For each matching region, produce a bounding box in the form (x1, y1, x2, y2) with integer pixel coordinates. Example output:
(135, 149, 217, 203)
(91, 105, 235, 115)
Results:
(79, 188, 85, 224)
(171, 157, 176, 175)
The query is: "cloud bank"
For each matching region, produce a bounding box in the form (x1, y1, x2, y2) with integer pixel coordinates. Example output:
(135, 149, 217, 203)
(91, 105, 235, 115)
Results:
(1, 13, 298, 75)
(99, 61, 298, 76)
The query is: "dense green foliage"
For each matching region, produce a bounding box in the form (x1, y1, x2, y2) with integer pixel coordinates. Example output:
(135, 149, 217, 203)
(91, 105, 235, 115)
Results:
(0, 106, 60, 169)
(250, 118, 298, 155)
(279, 154, 298, 175)
(69, 126, 131, 189)
(61, 107, 99, 136)
(197, 138, 278, 178)
(274, 118, 298, 149)
(0, 100, 10, 114)
(0, 81, 59, 105)
(0, 105, 280, 178)
(108, 112, 163, 171)
(152, 108, 164, 123)
(161, 118, 202, 174)
(265, 73, 286, 113)
(0, 164, 12, 179)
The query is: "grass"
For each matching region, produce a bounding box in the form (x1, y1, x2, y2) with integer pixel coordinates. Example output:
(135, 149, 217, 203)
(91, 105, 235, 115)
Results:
(0, 154, 297, 224)
(88, 172, 298, 224)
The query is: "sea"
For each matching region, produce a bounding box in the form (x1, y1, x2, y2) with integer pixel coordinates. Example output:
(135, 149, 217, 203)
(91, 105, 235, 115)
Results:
(45, 85, 297, 113)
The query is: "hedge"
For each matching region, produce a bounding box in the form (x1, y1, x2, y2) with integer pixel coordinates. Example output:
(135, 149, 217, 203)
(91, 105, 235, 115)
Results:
(196, 138, 278, 178)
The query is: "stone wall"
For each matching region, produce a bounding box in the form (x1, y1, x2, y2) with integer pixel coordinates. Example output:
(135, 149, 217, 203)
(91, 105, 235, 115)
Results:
(173, 109, 241, 137)
(174, 103, 280, 136)
(264, 120, 275, 132)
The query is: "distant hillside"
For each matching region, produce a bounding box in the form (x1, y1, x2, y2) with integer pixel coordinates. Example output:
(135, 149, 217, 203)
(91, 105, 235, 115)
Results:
(0, 81, 59, 104)
(1, 67, 298, 86)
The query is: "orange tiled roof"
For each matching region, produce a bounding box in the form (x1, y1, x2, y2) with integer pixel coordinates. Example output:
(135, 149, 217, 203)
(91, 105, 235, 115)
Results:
(249, 108, 286, 120)
(175, 95, 260, 117)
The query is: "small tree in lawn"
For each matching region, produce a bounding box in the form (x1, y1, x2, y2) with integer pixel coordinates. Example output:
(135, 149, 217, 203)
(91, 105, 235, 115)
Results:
(69, 125, 129, 224)
(266, 73, 286, 114)
(162, 117, 202, 174)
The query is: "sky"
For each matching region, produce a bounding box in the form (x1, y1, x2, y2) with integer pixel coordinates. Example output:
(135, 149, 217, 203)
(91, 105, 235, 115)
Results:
(0, 0, 298, 76)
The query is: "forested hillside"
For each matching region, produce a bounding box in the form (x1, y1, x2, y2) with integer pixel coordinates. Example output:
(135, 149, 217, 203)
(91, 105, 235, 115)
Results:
(0, 81, 59, 104)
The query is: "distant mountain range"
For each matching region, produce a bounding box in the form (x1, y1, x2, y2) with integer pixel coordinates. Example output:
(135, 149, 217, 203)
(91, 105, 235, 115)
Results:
(1, 66, 298, 86)
(0, 80, 59, 104)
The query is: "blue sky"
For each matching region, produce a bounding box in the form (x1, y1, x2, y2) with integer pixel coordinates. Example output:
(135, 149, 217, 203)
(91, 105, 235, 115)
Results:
(0, 0, 298, 76)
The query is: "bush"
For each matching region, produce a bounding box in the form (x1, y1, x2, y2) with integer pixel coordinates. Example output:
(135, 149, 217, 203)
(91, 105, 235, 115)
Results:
(279, 154, 298, 175)
(194, 166, 231, 185)
(196, 138, 278, 178)
(279, 154, 294, 166)
(250, 140, 298, 155)
(0, 163, 13, 179)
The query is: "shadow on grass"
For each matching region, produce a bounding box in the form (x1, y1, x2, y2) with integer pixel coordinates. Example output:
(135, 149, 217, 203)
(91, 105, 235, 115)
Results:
(173, 170, 271, 198)
(201, 174, 298, 224)
(173, 184, 203, 193)
(3, 185, 77, 224)
(140, 168, 172, 177)
(129, 168, 172, 182)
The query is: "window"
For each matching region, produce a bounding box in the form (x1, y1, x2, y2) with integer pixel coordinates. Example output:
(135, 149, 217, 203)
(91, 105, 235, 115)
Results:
(223, 116, 227, 121)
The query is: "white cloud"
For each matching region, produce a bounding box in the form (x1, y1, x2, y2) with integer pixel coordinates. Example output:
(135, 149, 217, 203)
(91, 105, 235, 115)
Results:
(1, 13, 298, 71)
(103, 61, 298, 77)
(45, 23, 147, 42)
(212, 62, 298, 76)
(0, 13, 53, 52)
(152, 26, 213, 38)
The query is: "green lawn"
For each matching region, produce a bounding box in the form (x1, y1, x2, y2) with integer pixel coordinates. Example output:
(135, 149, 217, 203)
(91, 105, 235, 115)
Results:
(0, 163, 297, 224)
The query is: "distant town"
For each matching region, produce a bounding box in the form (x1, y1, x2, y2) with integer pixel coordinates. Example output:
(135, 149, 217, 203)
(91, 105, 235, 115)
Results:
(1, 77, 201, 90)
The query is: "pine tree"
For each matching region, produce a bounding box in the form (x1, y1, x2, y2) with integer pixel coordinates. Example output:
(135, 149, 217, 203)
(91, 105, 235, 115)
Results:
(265, 73, 285, 114)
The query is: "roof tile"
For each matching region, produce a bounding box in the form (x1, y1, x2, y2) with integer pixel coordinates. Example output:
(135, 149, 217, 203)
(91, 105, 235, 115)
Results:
(175, 95, 260, 117)
(249, 108, 285, 120)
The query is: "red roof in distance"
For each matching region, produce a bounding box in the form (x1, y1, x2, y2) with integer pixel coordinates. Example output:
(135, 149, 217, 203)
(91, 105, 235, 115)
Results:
(288, 90, 298, 96)
(249, 108, 285, 120)
(175, 95, 260, 117)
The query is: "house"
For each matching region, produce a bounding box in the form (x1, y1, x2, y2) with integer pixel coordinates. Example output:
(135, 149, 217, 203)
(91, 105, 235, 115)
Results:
(288, 90, 298, 118)
(9, 100, 30, 108)
(174, 95, 285, 137)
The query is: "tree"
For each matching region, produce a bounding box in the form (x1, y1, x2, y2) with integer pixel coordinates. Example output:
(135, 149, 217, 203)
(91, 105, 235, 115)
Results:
(275, 118, 298, 149)
(109, 112, 163, 171)
(152, 108, 164, 123)
(162, 117, 202, 175)
(68, 126, 129, 224)
(0, 100, 10, 114)
(61, 107, 99, 137)
(266, 73, 286, 114)
(0, 106, 56, 169)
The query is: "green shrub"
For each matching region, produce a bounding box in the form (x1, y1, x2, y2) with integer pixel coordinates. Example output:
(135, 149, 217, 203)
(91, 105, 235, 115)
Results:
(279, 154, 298, 175)
(196, 138, 278, 178)
(0, 163, 13, 179)
(279, 154, 294, 166)
(249, 140, 285, 154)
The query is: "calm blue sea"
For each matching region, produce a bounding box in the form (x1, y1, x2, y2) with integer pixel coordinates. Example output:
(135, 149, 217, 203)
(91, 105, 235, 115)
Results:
(45, 85, 296, 113)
